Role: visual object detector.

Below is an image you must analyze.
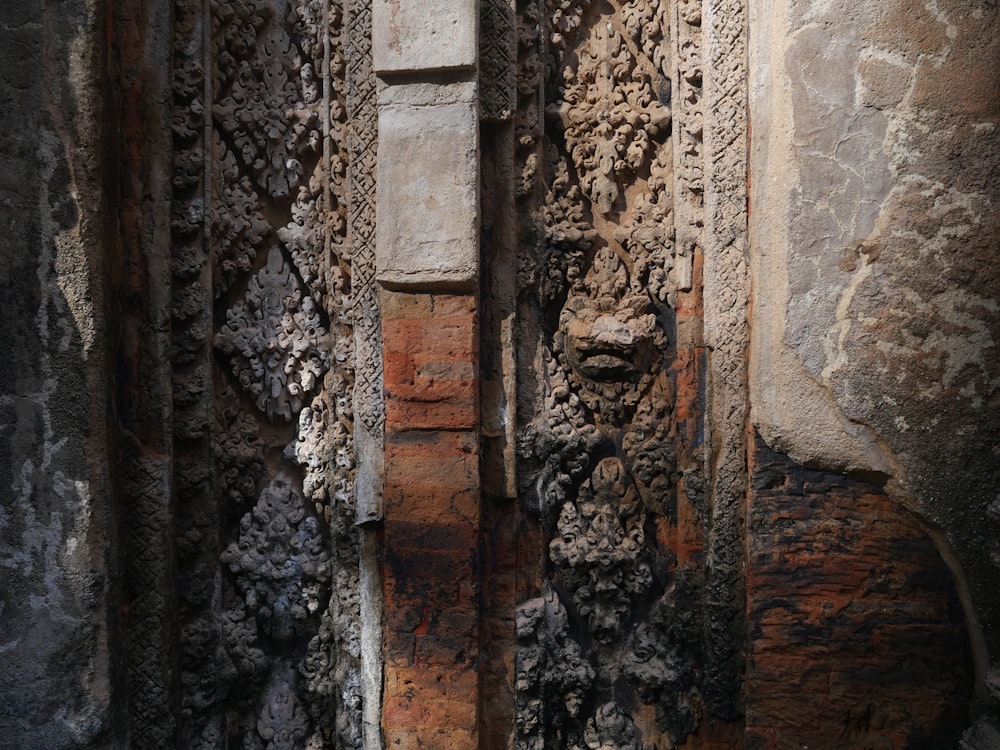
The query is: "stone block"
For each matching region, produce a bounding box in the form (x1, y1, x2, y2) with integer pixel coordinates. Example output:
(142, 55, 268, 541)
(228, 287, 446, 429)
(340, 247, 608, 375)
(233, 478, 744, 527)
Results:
(376, 101, 479, 291)
(373, 0, 477, 74)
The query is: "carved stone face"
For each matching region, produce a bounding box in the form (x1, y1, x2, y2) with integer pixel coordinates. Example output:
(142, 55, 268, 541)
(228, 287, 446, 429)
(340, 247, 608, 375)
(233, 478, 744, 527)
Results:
(556, 249, 666, 423)
(561, 289, 658, 382)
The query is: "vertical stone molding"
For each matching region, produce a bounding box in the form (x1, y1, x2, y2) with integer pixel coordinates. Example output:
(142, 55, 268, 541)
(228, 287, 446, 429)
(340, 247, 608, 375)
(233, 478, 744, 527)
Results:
(702, 0, 751, 719)
(380, 292, 481, 748)
(371, 3, 483, 744)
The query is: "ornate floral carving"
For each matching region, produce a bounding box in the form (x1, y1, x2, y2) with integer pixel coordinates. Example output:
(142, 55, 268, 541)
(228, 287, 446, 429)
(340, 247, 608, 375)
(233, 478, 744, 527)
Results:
(302, 564, 364, 748)
(622, 566, 702, 742)
(515, 0, 716, 745)
(515, 0, 543, 196)
(622, 369, 677, 512)
(251, 675, 312, 750)
(216, 248, 330, 422)
(221, 472, 331, 641)
(515, 587, 595, 750)
(518, 347, 602, 515)
(212, 0, 321, 199)
(550, 457, 654, 641)
(215, 380, 266, 506)
(211, 134, 271, 297)
(546, 8, 670, 216)
(160, 0, 361, 745)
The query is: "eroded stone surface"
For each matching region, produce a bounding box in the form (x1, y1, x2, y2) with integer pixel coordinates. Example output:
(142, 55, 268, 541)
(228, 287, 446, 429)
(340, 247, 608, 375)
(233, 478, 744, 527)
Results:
(747, 436, 973, 748)
(749, 0, 1000, 690)
(372, 0, 478, 74)
(0, 0, 117, 746)
(376, 93, 479, 291)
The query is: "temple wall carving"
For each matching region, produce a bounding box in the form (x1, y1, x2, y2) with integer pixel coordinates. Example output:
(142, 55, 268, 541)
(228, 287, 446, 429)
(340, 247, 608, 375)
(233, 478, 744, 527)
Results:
(0, 0, 998, 747)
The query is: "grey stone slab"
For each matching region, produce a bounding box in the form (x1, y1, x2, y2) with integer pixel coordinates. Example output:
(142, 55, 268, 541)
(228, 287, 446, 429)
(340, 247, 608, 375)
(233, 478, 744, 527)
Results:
(373, 0, 477, 74)
(376, 99, 479, 291)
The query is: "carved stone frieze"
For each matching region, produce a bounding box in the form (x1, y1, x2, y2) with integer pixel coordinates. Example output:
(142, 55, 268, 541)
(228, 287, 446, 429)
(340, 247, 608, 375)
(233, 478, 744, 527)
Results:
(158, 0, 363, 745)
(346, 0, 383, 440)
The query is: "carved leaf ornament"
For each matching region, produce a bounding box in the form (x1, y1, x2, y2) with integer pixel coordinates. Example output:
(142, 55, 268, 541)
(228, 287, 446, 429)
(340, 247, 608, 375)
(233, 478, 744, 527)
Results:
(216, 248, 330, 422)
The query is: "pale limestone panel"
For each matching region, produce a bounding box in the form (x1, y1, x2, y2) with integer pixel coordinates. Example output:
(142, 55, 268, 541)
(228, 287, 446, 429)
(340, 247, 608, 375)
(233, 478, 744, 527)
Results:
(376, 99, 479, 290)
(373, 0, 477, 74)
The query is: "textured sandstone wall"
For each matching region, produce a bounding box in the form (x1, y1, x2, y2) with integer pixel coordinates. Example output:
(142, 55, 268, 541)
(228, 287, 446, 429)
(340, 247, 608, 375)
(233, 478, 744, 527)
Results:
(0, 0, 120, 746)
(2, 0, 999, 746)
(749, 0, 1000, 702)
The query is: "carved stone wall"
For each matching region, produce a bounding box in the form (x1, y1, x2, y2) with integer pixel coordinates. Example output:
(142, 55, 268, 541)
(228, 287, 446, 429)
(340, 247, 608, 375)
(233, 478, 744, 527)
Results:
(160, 0, 364, 746)
(1, 0, 998, 748)
(510, 1, 745, 746)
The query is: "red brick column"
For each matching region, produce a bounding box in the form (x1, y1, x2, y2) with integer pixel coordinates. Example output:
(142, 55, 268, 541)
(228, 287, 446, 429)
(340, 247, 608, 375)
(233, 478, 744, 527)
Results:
(380, 291, 480, 749)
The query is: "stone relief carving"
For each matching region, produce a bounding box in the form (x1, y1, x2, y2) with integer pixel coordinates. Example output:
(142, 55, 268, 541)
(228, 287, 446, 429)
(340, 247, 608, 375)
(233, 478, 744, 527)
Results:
(154, 0, 723, 746)
(549, 457, 655, 641)
(215, 379, 267, 507)
(346, 0, 383, 440)
(515, 587, 595, 750)
(481, 0, 518, 122)
(159, 0, 364, 746)
(554, 248, 666, 423)
(216, 247, 330, 422)
(221, 472, 331, 640)
(210, 134, 272, 296)
(700, 0, 748, 716)
(571, 703, 641, 750)
(515, 0, 715, 746)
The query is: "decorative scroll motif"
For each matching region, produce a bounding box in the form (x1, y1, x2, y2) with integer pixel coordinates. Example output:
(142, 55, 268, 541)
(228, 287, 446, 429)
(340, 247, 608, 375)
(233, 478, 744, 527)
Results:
(701, 0, 749, 718)
(671, 0, 703, 272)
(346, 0, 383, 439)
(515, 0, 718, 746)
(163, 0, 216, 746)
(481, 0, 518, 122)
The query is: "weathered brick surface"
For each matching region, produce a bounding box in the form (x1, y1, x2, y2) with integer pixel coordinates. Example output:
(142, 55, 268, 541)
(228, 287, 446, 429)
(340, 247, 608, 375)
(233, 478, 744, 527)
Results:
(746, 435, 973, 748)
(381, 292, 481, 747)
